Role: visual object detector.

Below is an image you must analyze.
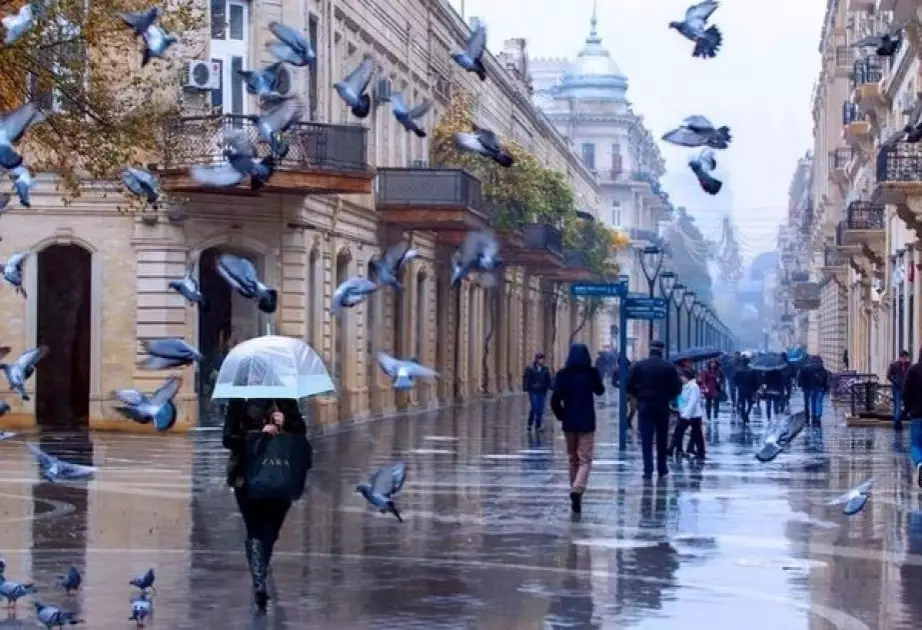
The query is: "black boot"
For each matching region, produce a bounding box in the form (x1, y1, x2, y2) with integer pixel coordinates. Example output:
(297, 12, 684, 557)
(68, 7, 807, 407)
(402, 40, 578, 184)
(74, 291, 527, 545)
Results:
(246, 538, 269, 611)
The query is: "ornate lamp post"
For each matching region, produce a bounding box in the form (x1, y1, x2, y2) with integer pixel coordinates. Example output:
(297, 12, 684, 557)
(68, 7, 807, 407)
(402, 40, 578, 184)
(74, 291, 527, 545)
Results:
(659, 270, 677, 358)
(639, 245, 664, 346)
(672, 283, 686, 352)
(683, 290, 696, 349)
(693, 300, 705, 346)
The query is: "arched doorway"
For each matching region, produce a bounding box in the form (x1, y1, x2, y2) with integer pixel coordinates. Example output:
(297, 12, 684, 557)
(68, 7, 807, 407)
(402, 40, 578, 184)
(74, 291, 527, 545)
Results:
(197, 246, 263, 423)
(35, 244, 92, 429)
(333, 250, 351, 401)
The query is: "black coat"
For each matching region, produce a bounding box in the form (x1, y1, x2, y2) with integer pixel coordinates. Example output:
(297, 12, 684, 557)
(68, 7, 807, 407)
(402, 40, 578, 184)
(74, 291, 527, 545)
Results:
(626, 354, 682, 409)
(902, 363, 922, 418)
(798, 363, 830, 392)
(734, 366, 759, 395)
(222, 398, 308, 488)
(551, 344, 605, 433)
(522, 363, 552, 393)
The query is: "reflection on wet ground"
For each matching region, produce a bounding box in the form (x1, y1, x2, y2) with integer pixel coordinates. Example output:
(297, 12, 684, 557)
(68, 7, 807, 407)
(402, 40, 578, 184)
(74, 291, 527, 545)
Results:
(0, 395, 920, 628)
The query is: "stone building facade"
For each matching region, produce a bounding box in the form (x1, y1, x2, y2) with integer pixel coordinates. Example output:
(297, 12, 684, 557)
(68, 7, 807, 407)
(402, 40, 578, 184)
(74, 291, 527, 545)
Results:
(0, 0, 604, 432)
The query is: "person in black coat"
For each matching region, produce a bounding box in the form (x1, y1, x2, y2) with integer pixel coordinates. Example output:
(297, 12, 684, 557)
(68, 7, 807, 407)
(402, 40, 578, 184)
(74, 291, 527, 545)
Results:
(901, 347, 922, 487)
(798, 357, 830, 425)
(522, 352, 553, 430)
(733, 357, 759, 422)
(223, 398, 308, 610)
(551, 343, 605, 514)
(626, 340, 683, 479)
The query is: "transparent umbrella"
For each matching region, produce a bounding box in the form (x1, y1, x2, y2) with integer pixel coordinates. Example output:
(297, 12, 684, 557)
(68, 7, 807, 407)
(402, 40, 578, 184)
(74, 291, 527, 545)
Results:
(211, 335, 335, 400)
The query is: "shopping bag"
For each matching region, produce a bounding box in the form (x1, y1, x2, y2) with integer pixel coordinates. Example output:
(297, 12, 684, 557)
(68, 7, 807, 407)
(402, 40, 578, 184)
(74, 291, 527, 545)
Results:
(244, 432, 311, 500)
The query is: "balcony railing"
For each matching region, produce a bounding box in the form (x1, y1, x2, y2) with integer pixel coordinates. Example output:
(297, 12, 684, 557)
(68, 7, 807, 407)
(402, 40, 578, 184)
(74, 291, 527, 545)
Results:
(842, 102, 866, 125)
(829, 147, 853, 169)
(850, 57, 884, 89)
(877, 143, 922, 183)
(835, 45, 853, 68)
(522, 224, 564, 257)
(836, 220, 848, 246)
(161, 115, 369, 172)
(791, 270, 810, 282)
(376, 168, 483, 210)
(824, 246, 847, 267)
(846, 200, 885, 230)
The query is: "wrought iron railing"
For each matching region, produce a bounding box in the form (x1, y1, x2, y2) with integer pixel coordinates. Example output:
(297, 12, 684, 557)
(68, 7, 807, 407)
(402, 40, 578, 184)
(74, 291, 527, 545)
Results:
(563, 249, 591, 268)
(829, 147, 853, 169)
(791, 270, 810, 282)
(376, 168, 483, 209)
(835, 45, 853, 68)
(850, 56, 884, 89)
(842, 102, 866, 125)
(522, 224, 564, 257)
(161, 114, 369, 172)
(877, 143, 922, 183)
(824, 246, 847, 267)
(846, 200, 885, 230)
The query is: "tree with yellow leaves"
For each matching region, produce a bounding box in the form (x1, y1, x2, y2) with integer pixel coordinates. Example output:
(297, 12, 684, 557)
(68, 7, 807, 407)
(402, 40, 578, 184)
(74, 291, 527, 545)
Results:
(0, 0, 201, 199)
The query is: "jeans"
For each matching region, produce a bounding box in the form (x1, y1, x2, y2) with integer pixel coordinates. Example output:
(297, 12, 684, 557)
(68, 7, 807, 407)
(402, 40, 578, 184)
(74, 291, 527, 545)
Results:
(737, 392, 754, 422)
(668, 418, 690, 456)
(894, 389, 904, 427)
(764, 394, 781, 420)
(687, 418, 705, 458)
(705, 397, 720, 420)
(638, 403, 670, 477)
(565, 431, 595, 493)
(527, 391, 547, 428)
(803, 390, 825, 422)
(910, 418, 922, 468)
(234, 489, 291, 562)
(729, 382, 738, 407)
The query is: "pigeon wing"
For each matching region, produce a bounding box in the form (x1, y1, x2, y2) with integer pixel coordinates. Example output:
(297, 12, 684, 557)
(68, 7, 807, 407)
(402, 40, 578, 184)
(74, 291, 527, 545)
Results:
(219, 254, 261, 294)
(353, 277, 377, 294)
(342, 57, 375, 95)
(144, 338, 191, 360)
(6, 251, 28, 273)
(460, 230, 494, 263)
(880, 127, 907, 148)
(260, 97, 303, 134)
(699, 148, 717, 171)
(408, 98, 432, 119)
(662, 127, 707, 147)
(377, 352, 400, 377)
(851, 35, 884, 48)
(150, 375, 181, 406)
(466, 23, 487, 59)
(685, 0, 719, 23)
(15, 345, 47, 371)
(382, 242, 410, 268)
(0, 102, 39, 145)
(474, 127, 502, 153)
(268, 21, 309, 55)
(853, 478, 875, 495)
(224, 130, 256, 157)
(681, 115, 714, 131)
(389, 92, 408, 115)
(25, 443, 55, 469)
(190, 163, 245, 187)
(120, 8, 158, 33)
(405, 362, 438, 379)
(114, 388, 146, 406)
(387, 460, 407, 495)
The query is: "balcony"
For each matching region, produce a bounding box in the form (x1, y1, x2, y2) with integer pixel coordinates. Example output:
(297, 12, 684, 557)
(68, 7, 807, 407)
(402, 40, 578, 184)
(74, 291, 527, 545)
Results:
(841, 200, 885, 256)
(875, 142, 922, 206)
(851, 57, 887, 115)
(375, 168, 487, 244)
(485, 199, 528, 254)
(545, 213, 597, 281)
(842, 103, 872, 146)
(157, 115, 373, 195)
(791, 281, 821, 311)
(829, 147, 852, 186)
(833, 45, 854, 77)
(505, 224, 566, 269)
(835, 220, 862, 259)
(820, 245, 848, 280)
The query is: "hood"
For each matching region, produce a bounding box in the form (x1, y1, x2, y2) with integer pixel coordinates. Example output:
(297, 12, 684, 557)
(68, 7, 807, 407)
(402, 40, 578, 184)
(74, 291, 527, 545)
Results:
(565, 343, 592, 370)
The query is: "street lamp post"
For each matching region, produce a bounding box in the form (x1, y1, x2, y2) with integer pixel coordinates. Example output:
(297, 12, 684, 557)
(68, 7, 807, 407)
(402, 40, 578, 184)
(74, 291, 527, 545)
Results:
(672, 283, 686, 352)
(693, 301, 704, 346)
(683, 291, 696, 349)
(639, 245, 664, 347)
(659, 270, 677, 358)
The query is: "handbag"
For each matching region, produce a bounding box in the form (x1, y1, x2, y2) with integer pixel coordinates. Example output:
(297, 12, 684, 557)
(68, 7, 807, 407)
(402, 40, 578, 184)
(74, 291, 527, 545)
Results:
(244, 432, 312, 501)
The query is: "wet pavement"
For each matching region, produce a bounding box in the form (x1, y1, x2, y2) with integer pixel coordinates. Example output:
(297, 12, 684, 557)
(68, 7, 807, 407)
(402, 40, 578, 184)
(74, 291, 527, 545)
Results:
(0, 393, 920, 629)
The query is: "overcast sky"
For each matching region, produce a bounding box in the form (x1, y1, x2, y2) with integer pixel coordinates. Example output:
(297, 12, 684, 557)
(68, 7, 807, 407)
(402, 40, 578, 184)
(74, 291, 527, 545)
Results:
(447, 0, 827, 263)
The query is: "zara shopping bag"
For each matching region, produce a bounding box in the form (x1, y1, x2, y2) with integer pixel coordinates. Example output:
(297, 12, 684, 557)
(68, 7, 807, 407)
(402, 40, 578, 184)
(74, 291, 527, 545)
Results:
(245, 432, 311, 500)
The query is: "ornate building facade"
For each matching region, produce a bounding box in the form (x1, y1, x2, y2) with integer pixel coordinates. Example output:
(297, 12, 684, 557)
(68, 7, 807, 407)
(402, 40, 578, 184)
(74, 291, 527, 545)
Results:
(530, 9, 671, 359)
(0, 0, 605, 432)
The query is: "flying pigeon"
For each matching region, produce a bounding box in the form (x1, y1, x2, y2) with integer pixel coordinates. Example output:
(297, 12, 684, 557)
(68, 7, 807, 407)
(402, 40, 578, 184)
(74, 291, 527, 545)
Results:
(451, 230, 502, 288)
(10, 162, 33, 207)
(662, 115, 732, 150)
(377, 353, 438, 391)
(669, 1, 722, 59)
(120, 7, 177, 67)
(332, 276, 378, 315)
(1, 250, 29, 298)
(249, 97, 303, 159)
(356, 461, 407, 522)
(452, 21, 487, 80)
(121, 167, 159, 205)
(0, 578, 36, 611)
(129, 568, 156, 593)
(56, 567, 81, 595)
(216, 253, 277, 314)
(26, 443, 97, 483)
(454, 127, 514, 167)
(0, 431, 15, 441)
(755, 412, 807, 462)
(2, 1, 46, 45)
(138, 338, 203, 370)
(827, 478, 874, 516)
(129, 593, 153, 627)
(851, 21, 908, 57)
(370, 242, 420, 291)
(334, 57, 375, 119)
(190, 131, 275, 190)
(689, 148, 722, 195)
(267, 21, 316, 71)
(0, 102, 43, 170)
(113, 376, 182, 432)
(168, 269, 208, 311)
(2, 346, 47, 401)
(237, 62, 286, 97)
(391, 93, 432, 138)
(34, 601, 83, 628)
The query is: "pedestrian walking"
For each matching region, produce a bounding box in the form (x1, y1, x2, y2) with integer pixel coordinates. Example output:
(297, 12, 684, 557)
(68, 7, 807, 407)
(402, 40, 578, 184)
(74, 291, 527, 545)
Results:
(699, 359, 723, 420)
(522, 352, 553, 431)
(726, 351, 742, 409)
(900, 347, 922, 488)
(888, 350, 911, 430)
(678, 368, 706, 460)
(626, 340, 683, 479)
(798, 356, 830, 425)
(760, 368, 784, 421)
(843, 349, 849, 371)
(733, 356, 758, 423)
(550, 343, 605, 514)
(223, 398, 308, 610)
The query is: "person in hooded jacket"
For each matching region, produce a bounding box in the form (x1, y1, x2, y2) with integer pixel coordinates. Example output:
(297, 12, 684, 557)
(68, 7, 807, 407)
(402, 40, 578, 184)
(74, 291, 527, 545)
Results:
(798, 356, 830, 425)
(551, 343, 605, 514)
(900, 347, 922, 488)
(733, 356, 759, 422)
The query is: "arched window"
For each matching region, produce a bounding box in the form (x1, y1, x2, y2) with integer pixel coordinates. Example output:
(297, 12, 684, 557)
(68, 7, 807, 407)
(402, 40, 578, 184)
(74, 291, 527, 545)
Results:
(415, 271, 426, 359)
(307, 248, 319, 345)
(334, 251, 351, 385)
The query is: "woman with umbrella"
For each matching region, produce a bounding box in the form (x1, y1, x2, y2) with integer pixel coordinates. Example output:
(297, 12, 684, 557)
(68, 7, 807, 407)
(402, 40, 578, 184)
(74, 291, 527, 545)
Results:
(217, 336, 333, 611)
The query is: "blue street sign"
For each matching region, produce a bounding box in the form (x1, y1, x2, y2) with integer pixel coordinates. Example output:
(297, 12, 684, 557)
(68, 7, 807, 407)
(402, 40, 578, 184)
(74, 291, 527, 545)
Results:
(624, 296, 668, 320)
(570, 281, 627, 298)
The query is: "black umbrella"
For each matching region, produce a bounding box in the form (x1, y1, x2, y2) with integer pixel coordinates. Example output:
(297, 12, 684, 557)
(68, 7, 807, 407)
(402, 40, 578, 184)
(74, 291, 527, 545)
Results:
(750, 352, 786, 372)
(671, 346, 722, 364)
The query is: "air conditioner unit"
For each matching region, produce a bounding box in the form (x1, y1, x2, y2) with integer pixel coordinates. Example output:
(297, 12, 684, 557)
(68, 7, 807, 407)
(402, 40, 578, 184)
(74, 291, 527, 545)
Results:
(184, 60, 220, 90)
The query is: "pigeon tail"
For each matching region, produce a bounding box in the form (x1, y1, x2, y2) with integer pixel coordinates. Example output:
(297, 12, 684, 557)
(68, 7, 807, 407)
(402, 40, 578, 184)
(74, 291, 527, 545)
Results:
(258, 289, 278, 314)
(412, 127, 427, 139)
(692, 26, 721, 59)
(388, 502, 403, 522)
(698, 174, 722, 195)
(754, 442, 783, 463)
(351, 93, 372, 119)
(141, 46, 153, 68)
(197, 295, 210, 312)
(474, 60, 487, 81)
(493, 152, 514, 168)
(843, 494, 868, 515)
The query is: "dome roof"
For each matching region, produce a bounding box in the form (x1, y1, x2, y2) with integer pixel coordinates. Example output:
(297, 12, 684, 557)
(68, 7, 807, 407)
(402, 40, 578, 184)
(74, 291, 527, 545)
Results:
(556, 10, 628, 101)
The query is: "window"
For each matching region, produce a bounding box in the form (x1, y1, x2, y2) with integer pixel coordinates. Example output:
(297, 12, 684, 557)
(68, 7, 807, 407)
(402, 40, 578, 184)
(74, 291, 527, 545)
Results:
(29, 16, 85, 114)
(210, 0, 249, 116)
(611, 201, 622, 227)
(581, 142, 596, 171)
(611, 142, 622, 176)
(308, 15, 319, 120)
